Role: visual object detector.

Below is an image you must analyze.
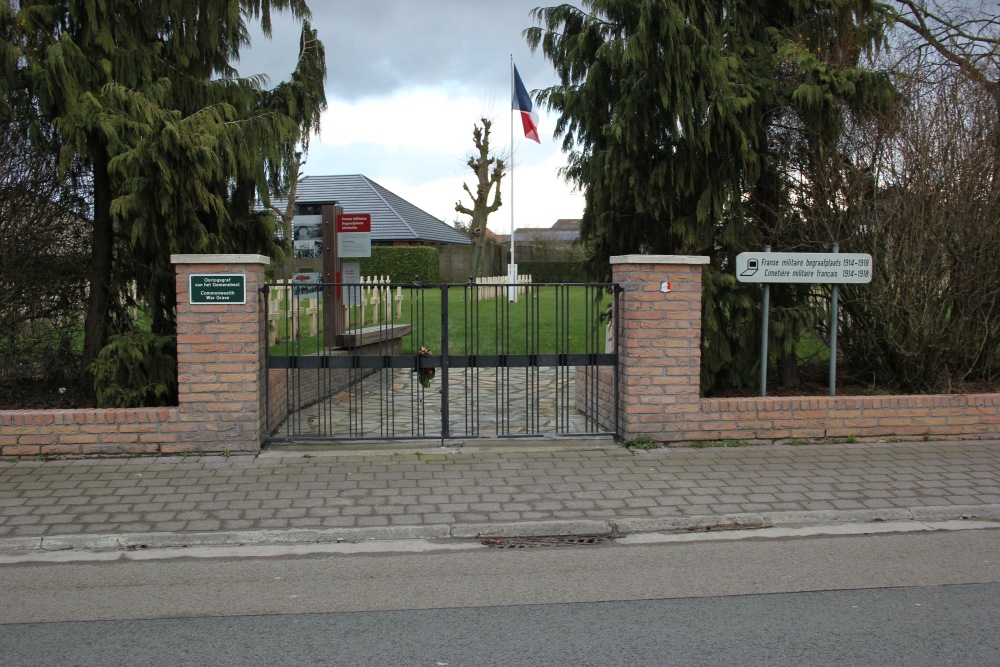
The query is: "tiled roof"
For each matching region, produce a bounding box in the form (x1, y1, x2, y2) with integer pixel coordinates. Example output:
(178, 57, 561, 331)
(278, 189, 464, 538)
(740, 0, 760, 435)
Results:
(270, 175, 470, 245)
(511, 227, 580, 243)
(552, 219, 582, 229)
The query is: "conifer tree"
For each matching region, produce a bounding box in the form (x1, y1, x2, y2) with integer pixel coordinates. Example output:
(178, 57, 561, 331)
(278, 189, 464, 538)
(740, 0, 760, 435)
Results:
(525, 0, 893, 392)
(0, 0, 326, 404)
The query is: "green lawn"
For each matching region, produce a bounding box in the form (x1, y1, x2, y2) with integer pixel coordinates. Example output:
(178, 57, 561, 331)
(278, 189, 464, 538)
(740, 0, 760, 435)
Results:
(267, 284, 614, 357)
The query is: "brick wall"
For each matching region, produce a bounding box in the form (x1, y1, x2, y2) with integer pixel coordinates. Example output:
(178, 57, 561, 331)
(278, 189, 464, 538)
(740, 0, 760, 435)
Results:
(0, 254, 269, 458)
(581, 255, 1000, 444)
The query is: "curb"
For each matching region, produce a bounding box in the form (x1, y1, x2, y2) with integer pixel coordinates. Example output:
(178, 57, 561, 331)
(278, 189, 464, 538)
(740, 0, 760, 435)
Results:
(3, 504, 999, 554)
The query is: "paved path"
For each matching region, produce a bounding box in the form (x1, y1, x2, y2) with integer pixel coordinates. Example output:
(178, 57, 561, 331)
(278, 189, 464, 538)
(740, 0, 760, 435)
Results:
(274, 367, 593, 440)
(2, 440, 999, 551)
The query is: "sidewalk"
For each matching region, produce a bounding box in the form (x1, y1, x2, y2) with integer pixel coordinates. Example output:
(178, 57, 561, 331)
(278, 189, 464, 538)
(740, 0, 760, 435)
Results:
(2, 439, 1000, 552)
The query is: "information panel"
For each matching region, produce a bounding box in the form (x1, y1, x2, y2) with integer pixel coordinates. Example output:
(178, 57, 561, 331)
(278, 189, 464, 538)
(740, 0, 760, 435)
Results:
(337, 213, 372, 258)
(735, 252, 873, 284)
(189, 274, 246, 304)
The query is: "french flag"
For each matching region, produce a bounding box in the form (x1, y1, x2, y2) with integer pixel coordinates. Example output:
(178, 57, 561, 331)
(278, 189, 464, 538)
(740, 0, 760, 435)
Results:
(512, 65, 540, 143)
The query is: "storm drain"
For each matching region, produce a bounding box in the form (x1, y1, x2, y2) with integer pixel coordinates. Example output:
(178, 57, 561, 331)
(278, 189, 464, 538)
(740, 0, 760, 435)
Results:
(480, 534, 612, 549)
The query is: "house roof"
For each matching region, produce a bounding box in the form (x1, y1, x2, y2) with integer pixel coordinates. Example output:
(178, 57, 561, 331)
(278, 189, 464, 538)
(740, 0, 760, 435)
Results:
(552, 219, 582, 229)
(272, 174, 470, 245)
(511, 226, 581, 243)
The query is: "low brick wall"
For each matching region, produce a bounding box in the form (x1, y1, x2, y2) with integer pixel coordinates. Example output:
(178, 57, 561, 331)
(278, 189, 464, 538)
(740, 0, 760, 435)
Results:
(5, 252, 997, 457)
(0, 254, 270, 459)
(694, 394, 1000, 442)
(577, 255, 1000, 445)
(0, 406, 266, 458)
(579, 375, 1000, 443)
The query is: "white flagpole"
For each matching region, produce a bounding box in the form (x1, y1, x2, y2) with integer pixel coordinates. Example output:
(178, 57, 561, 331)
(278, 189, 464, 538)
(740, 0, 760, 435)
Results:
(508, 54, 518, 302)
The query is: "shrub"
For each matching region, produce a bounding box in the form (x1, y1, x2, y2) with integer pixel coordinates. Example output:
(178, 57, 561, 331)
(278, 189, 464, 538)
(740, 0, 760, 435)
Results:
(88, 330, 177, 408)
(360, 246, 439, 283)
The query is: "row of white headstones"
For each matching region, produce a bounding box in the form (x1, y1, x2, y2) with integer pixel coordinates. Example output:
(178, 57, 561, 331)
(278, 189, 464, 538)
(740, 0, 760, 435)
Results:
(266, 275, 533, 344)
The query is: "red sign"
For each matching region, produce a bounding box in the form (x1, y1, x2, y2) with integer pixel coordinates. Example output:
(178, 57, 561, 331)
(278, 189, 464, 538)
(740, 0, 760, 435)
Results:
(337, 214, 371, 233)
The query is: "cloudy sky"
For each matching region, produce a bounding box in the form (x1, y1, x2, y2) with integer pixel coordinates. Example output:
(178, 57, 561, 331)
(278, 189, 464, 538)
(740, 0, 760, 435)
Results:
(238, 1, 584, 233)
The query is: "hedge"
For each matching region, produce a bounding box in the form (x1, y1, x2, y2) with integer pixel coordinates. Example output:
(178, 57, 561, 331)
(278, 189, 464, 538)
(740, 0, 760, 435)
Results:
(518, 261, 589, 283)
(359, 245, 439, 283)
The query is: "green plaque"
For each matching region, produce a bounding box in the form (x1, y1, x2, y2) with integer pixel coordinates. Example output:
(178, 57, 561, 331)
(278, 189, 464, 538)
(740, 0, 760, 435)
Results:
(190, 274, 246, 304)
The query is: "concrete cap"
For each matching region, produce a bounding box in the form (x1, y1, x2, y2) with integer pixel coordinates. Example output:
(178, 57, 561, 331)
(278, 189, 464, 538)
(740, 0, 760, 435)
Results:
(171, 254, 270, 265)
(610, 255, 710, 265)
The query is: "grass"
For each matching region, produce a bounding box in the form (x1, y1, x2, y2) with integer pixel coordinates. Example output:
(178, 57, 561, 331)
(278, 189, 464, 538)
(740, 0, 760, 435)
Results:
(268, 285, 613, 357)
(691, 439, 754, 449)
(625, 436, 660, 451)
(797, 329, 831, 366)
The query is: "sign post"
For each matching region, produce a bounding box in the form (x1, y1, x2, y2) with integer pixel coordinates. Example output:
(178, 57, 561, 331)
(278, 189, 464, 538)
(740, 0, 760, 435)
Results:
(320, 210, 373, 346)
(736, 248, 873, 397)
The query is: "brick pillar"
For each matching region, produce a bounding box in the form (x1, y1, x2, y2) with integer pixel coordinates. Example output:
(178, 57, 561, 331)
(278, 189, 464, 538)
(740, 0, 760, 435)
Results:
(612, 254, 708, 442)
(172, 254, 269, 452)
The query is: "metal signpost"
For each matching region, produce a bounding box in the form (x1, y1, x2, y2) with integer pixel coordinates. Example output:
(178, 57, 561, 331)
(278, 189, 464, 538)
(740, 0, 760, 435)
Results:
(736, 247, 872, 397)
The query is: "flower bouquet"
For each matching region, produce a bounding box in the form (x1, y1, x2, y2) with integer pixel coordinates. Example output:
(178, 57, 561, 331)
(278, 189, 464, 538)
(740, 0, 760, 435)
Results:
(416, 345, 435, 388)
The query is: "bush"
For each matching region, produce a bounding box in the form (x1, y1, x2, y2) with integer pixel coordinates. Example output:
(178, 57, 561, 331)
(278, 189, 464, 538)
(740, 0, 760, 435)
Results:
(359, 246, 439, 283)
(88, 330, 177, 408)
(833, 61, 1000, 391)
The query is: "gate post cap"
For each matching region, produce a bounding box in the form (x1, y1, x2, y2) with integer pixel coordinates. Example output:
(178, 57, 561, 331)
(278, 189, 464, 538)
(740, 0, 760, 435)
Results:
(610, 255, 710, 265)
(171, 254, 270, 265)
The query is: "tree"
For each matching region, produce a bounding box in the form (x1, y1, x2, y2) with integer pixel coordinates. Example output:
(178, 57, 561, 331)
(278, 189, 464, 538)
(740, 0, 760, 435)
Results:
(891, 0, 999, 97)
(0, 0, 326, 404)
(0, 115, 90, 390)
(525, 0, 893, 392)
(803, 4, 1000, 392)
(455, 117, 505, 277)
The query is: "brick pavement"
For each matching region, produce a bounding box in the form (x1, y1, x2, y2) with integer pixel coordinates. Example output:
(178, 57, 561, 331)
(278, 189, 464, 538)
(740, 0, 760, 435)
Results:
(2, 440, 999, 549)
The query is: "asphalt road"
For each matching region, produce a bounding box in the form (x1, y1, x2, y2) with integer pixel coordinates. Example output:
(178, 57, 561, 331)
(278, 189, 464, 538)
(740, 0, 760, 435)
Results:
(2, 583, 999, 667)
(2, 529, 998, 666)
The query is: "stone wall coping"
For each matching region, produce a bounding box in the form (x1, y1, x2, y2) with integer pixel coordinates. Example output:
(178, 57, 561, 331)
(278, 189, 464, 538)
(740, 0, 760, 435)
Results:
(610, 254, 710, 265)
(170, 254, 270, 265)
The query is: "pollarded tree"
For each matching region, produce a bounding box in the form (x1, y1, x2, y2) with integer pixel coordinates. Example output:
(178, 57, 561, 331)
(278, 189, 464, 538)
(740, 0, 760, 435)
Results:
(0, 0, 326, 404)
(525, 0, 893, 392)
(455, 117, 506, 277)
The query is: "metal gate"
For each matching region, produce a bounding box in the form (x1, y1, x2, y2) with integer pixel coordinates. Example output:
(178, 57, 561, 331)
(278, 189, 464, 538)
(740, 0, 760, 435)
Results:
(264, 280, 619, 443)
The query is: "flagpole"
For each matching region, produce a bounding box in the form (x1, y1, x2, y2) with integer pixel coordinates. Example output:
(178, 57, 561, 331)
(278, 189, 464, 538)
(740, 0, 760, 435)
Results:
(508, 54, 517, 302)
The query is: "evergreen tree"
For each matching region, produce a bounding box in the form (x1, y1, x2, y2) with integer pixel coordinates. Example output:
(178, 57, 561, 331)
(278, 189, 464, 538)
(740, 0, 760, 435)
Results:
(0, 0, 326, 404)
(525, 0, 893, 392)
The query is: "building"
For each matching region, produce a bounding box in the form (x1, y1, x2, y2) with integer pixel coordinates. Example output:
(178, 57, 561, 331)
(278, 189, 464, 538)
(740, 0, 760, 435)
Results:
(269, 174, 471, 280)
(271, 174, 470, 246)
(509, 219, 583, 262)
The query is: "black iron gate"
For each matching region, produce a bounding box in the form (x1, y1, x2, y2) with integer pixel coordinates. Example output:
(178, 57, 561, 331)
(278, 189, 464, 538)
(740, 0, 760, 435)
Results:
(264, 280, 620, 442)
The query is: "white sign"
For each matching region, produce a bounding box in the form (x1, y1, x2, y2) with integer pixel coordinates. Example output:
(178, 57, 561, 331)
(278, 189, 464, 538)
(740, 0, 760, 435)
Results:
(337, 214, 372, 258)
(342, 261, 361, 307)
(290, 272, 321, 297)
(736, 252, 873, 284)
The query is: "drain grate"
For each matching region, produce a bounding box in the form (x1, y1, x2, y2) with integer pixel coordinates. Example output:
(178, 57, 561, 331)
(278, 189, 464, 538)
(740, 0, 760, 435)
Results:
(481, 534, 612, 549)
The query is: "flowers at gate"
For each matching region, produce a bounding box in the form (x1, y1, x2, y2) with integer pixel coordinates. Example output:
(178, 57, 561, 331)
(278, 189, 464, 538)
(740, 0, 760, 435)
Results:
(417, 345, 436, 388)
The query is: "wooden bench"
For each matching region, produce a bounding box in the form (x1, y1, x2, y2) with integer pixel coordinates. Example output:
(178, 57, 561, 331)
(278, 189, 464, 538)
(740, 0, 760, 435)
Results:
(335, 324, 412, 349)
